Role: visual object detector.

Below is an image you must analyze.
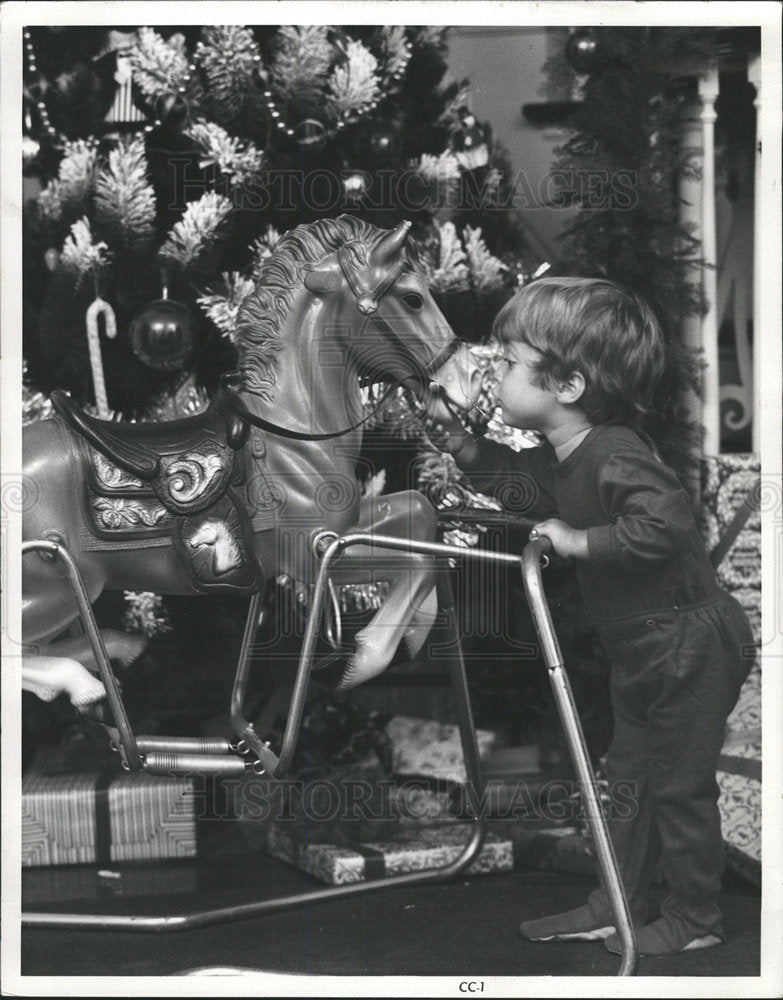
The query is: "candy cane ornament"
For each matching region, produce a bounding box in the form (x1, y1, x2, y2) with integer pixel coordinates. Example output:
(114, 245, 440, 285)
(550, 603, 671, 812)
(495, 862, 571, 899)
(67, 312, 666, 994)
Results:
(86, 297, 117, 418)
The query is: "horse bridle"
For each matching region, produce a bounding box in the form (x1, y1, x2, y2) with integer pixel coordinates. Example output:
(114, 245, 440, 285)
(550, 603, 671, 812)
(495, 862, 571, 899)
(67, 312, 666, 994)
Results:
(221, 242, 464, 442)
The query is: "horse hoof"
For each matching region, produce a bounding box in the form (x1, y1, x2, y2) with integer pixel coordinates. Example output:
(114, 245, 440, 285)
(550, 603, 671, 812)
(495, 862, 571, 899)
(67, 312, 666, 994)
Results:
(22, 655, 107, 708)
(77, 698, 111, 725)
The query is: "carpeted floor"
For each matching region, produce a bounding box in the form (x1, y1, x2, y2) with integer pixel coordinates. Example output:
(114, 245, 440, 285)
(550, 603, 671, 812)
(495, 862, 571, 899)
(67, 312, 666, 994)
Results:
(21, 825, 760, 980)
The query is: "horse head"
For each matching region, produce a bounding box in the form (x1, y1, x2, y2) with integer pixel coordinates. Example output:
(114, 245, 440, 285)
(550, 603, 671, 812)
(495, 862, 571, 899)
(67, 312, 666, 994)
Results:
(234, 216, 480, 418)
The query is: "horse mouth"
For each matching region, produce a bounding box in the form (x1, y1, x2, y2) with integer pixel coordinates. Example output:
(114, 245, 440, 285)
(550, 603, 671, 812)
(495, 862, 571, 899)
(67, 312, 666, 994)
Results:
(428, 342, 482, 413)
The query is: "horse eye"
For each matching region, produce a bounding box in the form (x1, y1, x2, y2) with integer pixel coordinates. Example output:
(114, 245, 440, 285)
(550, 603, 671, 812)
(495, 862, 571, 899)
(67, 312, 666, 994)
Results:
(401, 292, 423, 310)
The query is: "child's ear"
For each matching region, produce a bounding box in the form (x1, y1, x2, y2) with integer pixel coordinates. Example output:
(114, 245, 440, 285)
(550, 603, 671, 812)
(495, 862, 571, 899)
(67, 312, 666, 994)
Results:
(556, 371, 586, 405)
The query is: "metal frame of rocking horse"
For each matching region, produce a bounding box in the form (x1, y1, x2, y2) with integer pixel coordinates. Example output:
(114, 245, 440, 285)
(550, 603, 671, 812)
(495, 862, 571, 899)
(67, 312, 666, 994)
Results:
(21, 532, 638, 976)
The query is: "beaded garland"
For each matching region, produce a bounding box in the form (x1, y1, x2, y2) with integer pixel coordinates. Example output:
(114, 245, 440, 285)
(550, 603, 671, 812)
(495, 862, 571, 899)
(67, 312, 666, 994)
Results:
(23, 29, 162, 136)
(258, 39, 411, 143)
(23, 28, 58, 140)
(24, 28, 413, 143)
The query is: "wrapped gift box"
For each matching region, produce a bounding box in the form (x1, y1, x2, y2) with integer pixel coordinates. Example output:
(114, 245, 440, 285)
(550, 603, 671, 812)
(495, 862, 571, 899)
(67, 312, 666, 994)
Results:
(267, 822, 513, 885)
(388, 778, 461, 825)
(386, 716, 497, 784)
(236, 771, 461, 858)
(22, 748, 197, 868)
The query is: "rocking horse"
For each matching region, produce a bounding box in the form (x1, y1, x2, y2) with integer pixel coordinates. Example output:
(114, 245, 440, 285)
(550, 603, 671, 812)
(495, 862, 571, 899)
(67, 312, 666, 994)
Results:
(21, 215, 637, 972)
(23, 215, 479, 746)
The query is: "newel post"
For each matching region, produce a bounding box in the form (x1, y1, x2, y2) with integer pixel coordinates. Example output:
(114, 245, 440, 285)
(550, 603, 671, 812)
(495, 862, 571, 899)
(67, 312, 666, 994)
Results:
(698, 66, 721, 457)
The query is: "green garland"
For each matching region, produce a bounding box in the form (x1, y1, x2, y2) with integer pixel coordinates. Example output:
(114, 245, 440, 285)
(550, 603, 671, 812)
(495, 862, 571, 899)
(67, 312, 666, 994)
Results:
(546, 27, 718, 475)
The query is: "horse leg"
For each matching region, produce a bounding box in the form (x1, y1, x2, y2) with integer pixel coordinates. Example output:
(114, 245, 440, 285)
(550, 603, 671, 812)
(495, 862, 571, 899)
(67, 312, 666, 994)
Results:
(22, 654, 107, 707)
(45, 629, 149, 673)
(323, 490, 439, 690)
(22, 534, 111, 704)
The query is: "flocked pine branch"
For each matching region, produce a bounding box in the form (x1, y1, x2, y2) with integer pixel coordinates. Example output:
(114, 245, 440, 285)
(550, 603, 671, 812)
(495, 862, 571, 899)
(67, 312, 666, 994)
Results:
(195, 26, 262, 129)
(379, 26, 411, 82)
(37, 139, 98, 222)
(250, 225, 283, 278)
(187, 120, 265, 187)
(417, 150, 461, 186)
(438, 82, 472, 130)
(271, 25, 333, 109)
(59, 217, 109, 282)
(328, 37, 380, 121)
(409, 27, 449, 53)
(464, 225, 505, 292)
(197, 271, 257, 342)
(123, 591, 171, 637)
(158, 191, 233, 272)
(428, 220, 469, 293)
(93, 136, 156, 253)
(128, 27, 192, 102)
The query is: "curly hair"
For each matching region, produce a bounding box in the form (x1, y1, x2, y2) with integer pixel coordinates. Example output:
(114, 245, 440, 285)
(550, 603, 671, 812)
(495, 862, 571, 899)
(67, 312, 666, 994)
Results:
(492, 276, 665, 426)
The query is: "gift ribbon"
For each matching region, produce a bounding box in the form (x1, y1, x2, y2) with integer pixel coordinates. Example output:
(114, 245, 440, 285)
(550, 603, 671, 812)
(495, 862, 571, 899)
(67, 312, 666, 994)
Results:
(292, 829, 387, 880)
(349, 842, 386, 880)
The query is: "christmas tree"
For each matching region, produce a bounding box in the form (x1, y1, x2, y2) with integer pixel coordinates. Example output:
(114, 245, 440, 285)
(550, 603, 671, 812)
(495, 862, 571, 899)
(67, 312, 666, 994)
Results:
(22, 23, 555, 743)
(23, 24, 533, 419)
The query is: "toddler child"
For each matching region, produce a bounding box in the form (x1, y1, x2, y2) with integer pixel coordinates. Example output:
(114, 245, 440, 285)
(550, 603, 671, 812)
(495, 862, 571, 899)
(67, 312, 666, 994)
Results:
(425, 277, 754, 957)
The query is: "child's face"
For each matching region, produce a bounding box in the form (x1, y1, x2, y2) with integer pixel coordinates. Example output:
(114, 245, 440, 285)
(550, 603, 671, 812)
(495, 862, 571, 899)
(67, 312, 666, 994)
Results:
(494, 340, 558, 431)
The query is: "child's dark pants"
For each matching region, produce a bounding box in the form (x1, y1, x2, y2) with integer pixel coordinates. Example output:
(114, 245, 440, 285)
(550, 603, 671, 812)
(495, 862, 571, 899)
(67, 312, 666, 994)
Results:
(587, 593, 755, 937)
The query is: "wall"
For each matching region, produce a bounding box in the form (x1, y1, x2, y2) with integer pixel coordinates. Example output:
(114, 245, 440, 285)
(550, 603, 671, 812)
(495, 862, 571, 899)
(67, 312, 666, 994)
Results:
(447, 25, 577, 265)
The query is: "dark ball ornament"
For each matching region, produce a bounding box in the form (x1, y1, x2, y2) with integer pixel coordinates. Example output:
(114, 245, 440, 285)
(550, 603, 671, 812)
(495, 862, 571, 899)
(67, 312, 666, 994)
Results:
(129, 297, 195, 371)
(294, 118, 327, 150)
(564, 29, 607, 75)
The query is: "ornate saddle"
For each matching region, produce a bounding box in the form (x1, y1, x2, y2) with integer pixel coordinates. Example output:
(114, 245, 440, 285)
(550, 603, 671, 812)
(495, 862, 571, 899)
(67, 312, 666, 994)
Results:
(52, 387, 249, 504)
(52, 386, 274, 595)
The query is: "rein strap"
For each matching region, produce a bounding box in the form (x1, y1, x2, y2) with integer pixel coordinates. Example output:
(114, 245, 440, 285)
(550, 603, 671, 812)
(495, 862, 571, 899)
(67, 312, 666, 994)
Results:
(220, 375, 403, 442)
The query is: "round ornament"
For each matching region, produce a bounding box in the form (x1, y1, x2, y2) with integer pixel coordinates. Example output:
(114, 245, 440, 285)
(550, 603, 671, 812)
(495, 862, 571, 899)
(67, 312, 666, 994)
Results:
(342, 172, 368, 203)
(129, 297, 195, 371)
(22, 133, 41, 171)
(294, 118, 327, 150)
(44, 247, 60, 271)
(564, 29, 607, 75)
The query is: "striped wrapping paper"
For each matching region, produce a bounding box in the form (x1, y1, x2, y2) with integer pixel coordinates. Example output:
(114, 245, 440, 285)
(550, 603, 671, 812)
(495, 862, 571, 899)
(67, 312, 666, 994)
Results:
(22, 759, 197, 867)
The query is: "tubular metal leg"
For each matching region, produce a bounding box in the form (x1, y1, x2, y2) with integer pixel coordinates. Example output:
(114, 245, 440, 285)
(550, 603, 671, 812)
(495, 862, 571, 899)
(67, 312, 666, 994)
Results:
(23, 544, 488, 934)
(22, 532, 637, 974)
(522, 537, 638, 976)
(436, 567, 486, 823)
(22, 540, 141, 770)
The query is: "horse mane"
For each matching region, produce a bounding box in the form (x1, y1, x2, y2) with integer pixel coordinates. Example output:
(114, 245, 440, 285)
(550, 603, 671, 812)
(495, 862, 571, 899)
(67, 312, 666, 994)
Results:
(234, 215, 418, 400)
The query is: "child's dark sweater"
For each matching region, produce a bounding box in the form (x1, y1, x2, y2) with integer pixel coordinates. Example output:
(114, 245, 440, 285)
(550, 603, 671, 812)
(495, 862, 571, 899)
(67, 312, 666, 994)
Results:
(459, 424, 723, 620)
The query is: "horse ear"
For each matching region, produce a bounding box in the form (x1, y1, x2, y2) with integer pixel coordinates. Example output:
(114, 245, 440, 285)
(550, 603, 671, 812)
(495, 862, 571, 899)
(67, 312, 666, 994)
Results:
(304, 269, 342, 295)
(370, 220, 412, 267)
